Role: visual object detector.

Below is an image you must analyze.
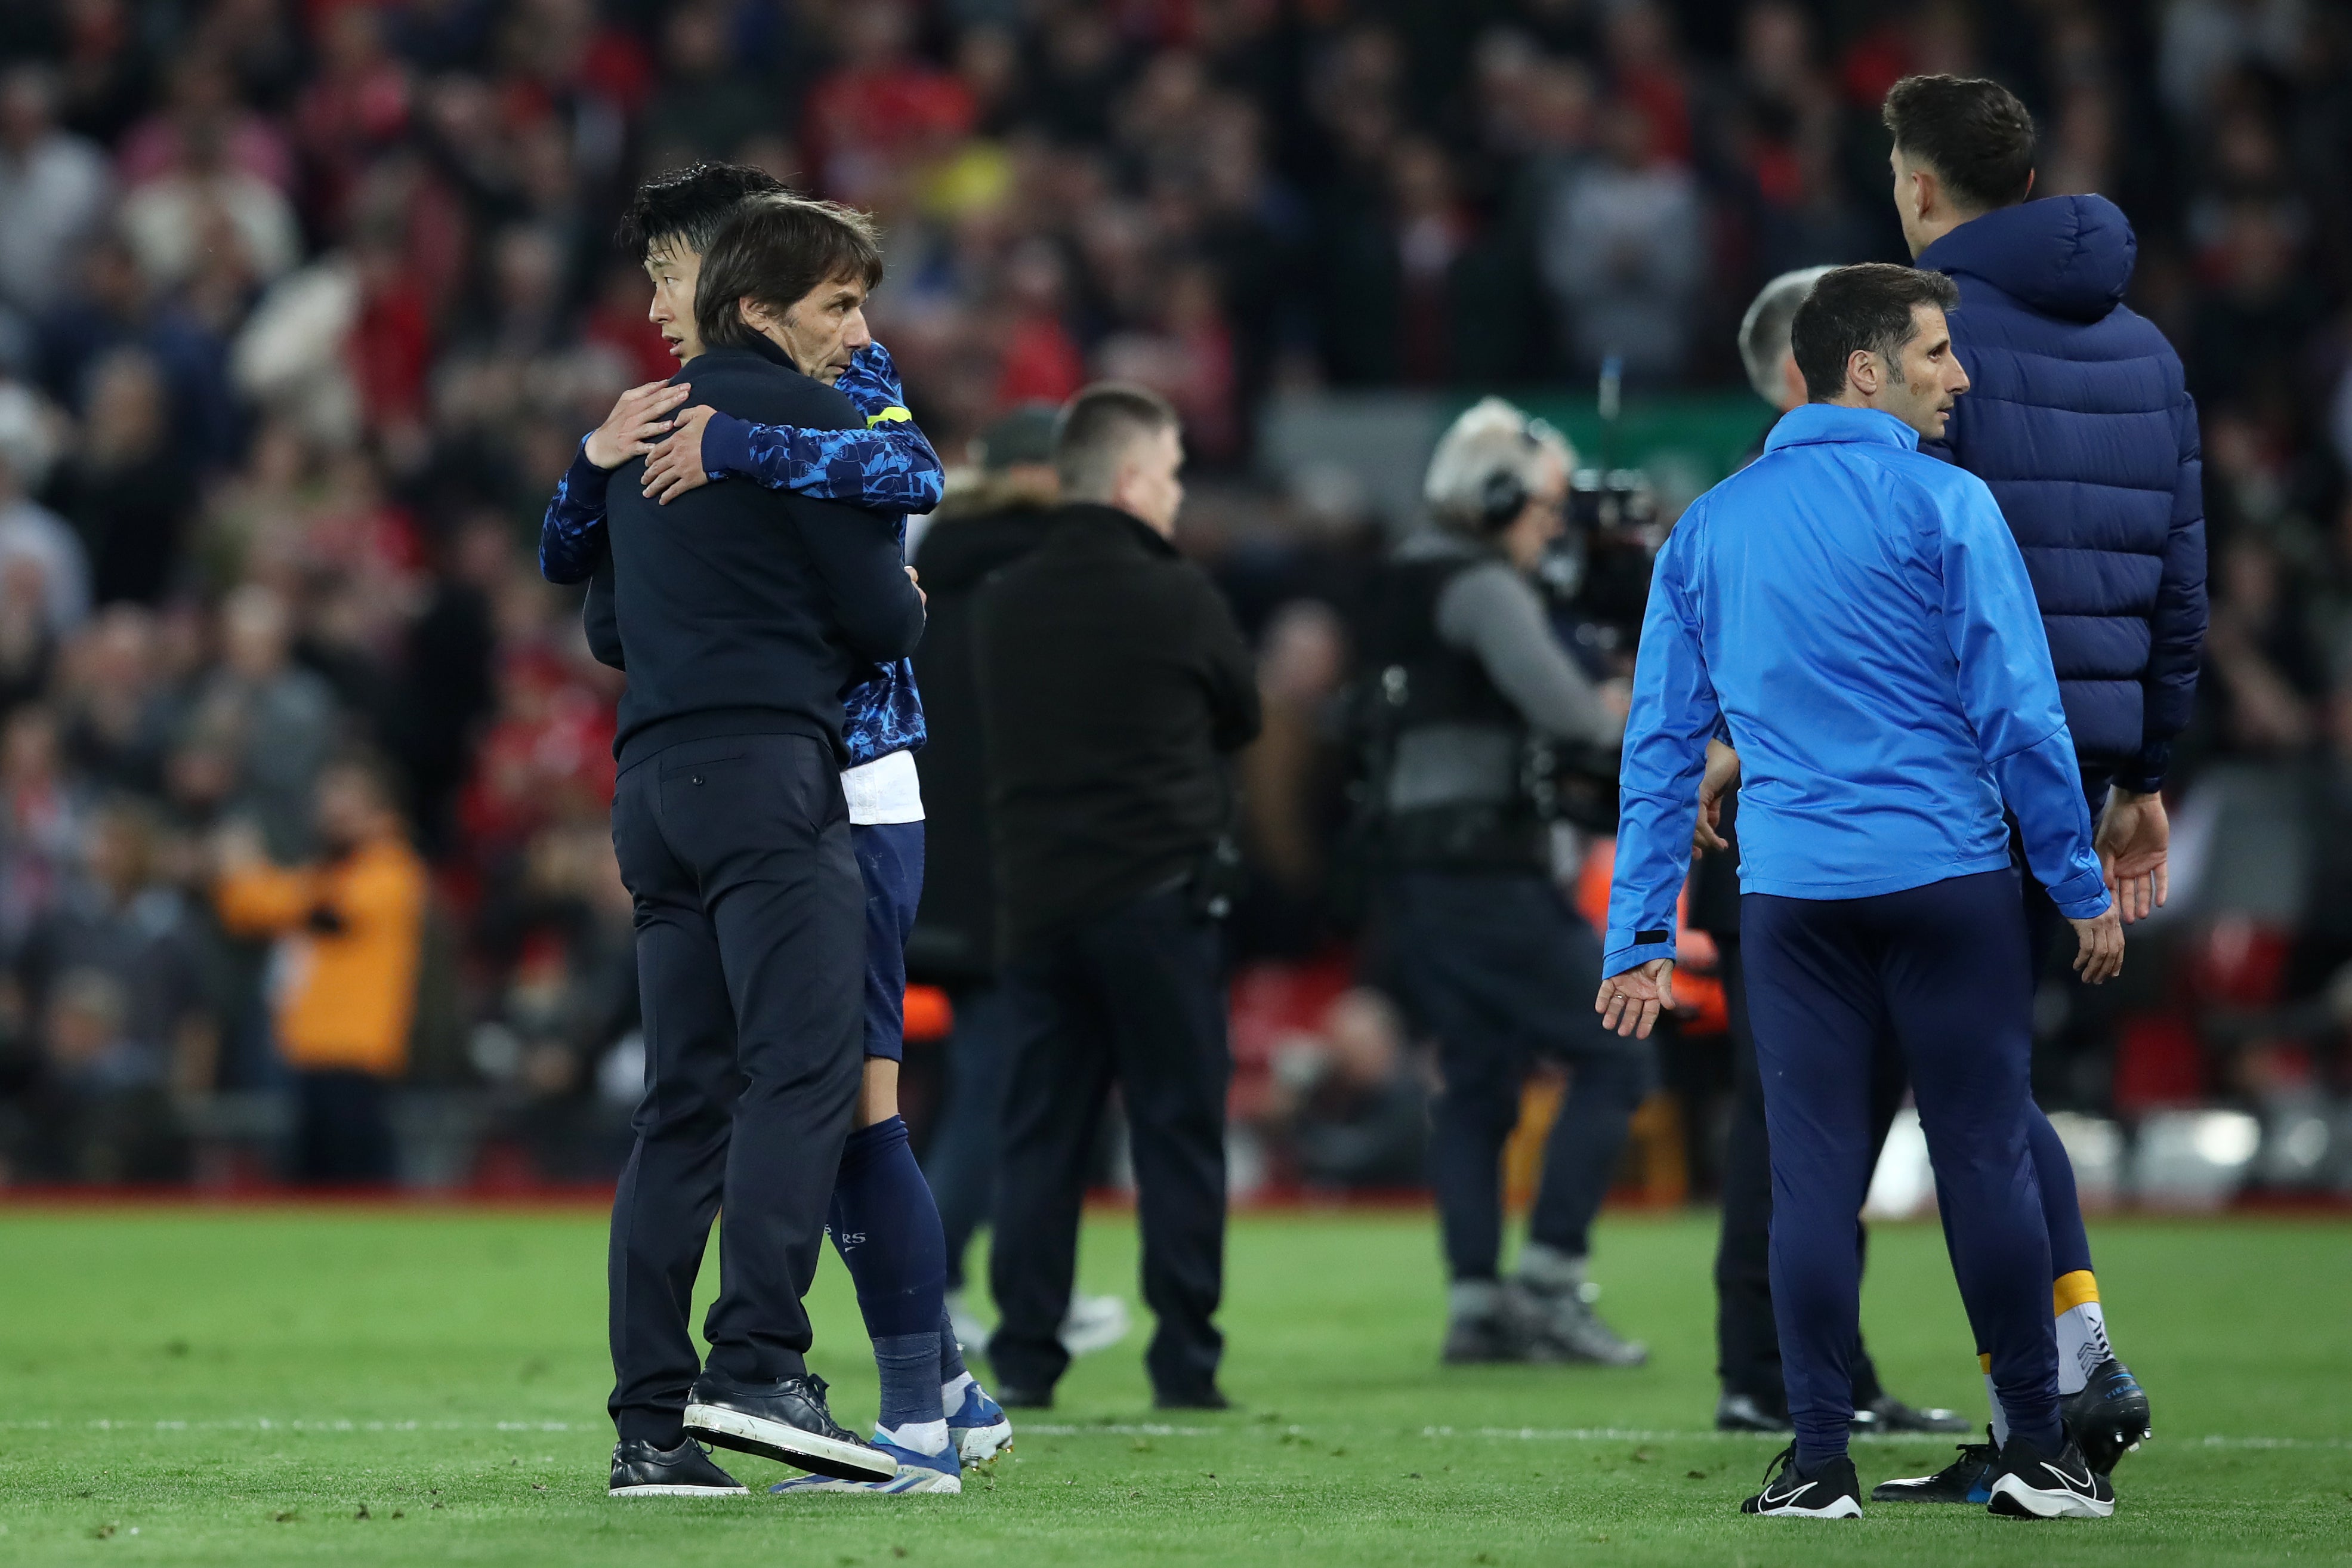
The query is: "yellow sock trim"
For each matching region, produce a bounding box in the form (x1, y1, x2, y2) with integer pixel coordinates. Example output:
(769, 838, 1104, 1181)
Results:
(1978, 1352, 1992, 1374)
(2052, 1269, 2100, 1317)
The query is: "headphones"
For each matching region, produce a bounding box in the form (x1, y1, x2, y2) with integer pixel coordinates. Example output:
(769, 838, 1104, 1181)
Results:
(1476, 415, 1562, 533)
(1477, 467, 1529, 532)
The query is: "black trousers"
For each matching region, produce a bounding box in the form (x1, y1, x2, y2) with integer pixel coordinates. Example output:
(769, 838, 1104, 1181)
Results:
(605, 733, 865, 1443)
(1382, 871, 1653, 1281)
(289, 1069, 397, 1185)
(1713, 936, 1902, 1408)
(987, 887, 1231, 1400)
(922, 979, 1014, 1293)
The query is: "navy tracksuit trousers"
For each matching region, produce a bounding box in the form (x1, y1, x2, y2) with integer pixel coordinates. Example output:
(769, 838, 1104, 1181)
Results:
(1742, 868, 2062, 1467)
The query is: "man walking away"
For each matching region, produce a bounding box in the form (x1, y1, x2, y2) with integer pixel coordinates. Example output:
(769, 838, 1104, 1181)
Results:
(598, 193, 921, 1493)
(1878, 71, 2200, 1486)
(1359, 398, 1647, 1368)
(973, 384, 1261, 1410)
(1600, 264, 2125, 1521)
(1701, 266, 1967, 1437)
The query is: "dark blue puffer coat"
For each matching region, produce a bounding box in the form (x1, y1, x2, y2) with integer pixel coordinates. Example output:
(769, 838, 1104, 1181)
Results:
(1919, 193, 2207, 794)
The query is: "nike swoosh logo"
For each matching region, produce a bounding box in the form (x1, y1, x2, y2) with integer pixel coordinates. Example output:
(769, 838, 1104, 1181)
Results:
(1763, 1479, 1817, 1505)
(2035, 1461, 2098, 1496)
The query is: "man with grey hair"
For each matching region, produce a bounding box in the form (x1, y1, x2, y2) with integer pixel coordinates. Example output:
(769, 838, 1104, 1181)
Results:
(972, 383, 1260, 1411)
(1360, 396, 1646, 1366)
(1737, 266, 1836, 412)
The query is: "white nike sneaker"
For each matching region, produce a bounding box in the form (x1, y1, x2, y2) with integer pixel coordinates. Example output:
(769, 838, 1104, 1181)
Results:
(1059, 1292, 1131, 1358)
(1986, 1434, 2116, 1520)
(1739, 1447, 1863, 1519)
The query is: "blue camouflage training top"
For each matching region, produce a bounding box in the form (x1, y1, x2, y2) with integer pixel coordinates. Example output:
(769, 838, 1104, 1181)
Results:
(538, 341, 942, 768)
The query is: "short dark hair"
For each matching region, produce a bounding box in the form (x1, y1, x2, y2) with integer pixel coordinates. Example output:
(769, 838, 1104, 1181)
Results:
(616, 161, 789, 261)
(1789, 263, 1961, 402)
(1882, 74, 2036, 212)
(693, 195, 885, 354)
(1053, 383, 1180, 499)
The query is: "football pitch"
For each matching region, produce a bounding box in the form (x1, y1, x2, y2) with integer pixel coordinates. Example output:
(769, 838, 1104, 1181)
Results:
(0, 1206, 2345, 1566)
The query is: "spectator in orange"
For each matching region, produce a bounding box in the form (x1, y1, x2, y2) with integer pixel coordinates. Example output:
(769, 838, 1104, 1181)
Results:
(214, 751, 426, 1184)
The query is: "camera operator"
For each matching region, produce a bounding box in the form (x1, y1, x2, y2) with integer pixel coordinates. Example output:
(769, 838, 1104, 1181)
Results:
(1362, 397, 1647, 1367)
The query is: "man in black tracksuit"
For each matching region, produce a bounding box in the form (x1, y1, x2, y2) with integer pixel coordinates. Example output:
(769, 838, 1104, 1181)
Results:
(973, 384, 1261, 1409)
(595, 197, 924, 1485)
(905, 408, 1061, 1304)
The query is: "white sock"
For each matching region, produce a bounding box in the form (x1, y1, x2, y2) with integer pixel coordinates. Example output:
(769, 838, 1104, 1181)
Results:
(941, 1371, 975, 1412)
(2054, 1301, 2111, 1396)
(1983, 1366, 2010, 1447)
(879, 1418, 950, 1458)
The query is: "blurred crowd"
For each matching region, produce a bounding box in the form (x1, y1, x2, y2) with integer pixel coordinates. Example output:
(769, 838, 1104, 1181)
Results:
(0, 0, 2345, 1189)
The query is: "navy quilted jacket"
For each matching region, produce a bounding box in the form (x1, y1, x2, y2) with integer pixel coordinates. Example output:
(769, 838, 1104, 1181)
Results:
(1919, 194, 2207, 794)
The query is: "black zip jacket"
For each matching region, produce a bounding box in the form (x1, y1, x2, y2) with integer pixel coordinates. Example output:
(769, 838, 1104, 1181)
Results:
(972, 502, 1261, 958)
(589, 337, 925, 770)
(905, 498, 1058, 981)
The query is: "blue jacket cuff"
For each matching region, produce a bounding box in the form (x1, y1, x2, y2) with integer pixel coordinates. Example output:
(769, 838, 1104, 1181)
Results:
(702, 411, 754, 479)
(1603, 930, 1677, 980)
(2046, 868, 2112, 922)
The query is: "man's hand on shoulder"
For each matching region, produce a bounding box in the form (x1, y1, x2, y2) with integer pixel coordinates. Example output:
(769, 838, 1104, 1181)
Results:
(2095, 787, 2169, 923)
(643, 406, 720, 505)
(585, 380, 690, 470)
(1595, 958, 1675, 1040)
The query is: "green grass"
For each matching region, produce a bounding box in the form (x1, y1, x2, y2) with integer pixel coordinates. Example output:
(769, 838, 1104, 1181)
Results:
(0, 1205, 2346, 1566)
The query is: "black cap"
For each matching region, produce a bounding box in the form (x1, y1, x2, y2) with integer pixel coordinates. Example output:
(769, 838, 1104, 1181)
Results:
(972, 403, 1061, 472)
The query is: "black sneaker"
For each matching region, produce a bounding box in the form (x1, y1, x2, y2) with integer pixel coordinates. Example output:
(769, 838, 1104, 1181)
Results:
(1852, 1394, 1973, 1434)
(2062, 1356, 2152, 1474)
(1871, 1427, 1998, 1503)
(1986, 1433, 2116, 1520)
(608, 1437, 746, 1498)
(1441, 1310, 1534, 1365)
(1154, 1385, 1231, 1411)
(683, 1371, 897, 1483)
(1739, 1445, 1863, 1518)
(993, 1384, 1054, 1410)
(1715, 1390, 1793, 1433)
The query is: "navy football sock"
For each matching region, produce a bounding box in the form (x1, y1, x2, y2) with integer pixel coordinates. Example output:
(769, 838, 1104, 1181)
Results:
(939, 1305, 970, 1385)
(830, 1116, 949, 1448)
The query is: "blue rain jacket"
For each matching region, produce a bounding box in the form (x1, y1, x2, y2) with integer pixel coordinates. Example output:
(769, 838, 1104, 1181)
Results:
(1602, 403, 2110, 979)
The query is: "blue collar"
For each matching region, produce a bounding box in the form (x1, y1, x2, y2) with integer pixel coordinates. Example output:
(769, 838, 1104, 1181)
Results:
(1763, 403, 1922, 455)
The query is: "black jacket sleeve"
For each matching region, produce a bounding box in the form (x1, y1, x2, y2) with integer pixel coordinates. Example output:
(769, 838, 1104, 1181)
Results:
(797, 493, 927, 663)
(583, 545, 624, 671)
(1187, 566, 1262, 753)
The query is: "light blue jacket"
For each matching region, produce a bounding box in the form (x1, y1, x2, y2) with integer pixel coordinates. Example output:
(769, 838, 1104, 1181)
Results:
(1601, 403, 2110, 980)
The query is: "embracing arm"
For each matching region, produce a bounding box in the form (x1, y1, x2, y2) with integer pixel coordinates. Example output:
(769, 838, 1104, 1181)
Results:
(541, 381, 693, 583)
(539, 439, 612, 586)
(644, 343, 945, 515)
(798, 492, 927, 663)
